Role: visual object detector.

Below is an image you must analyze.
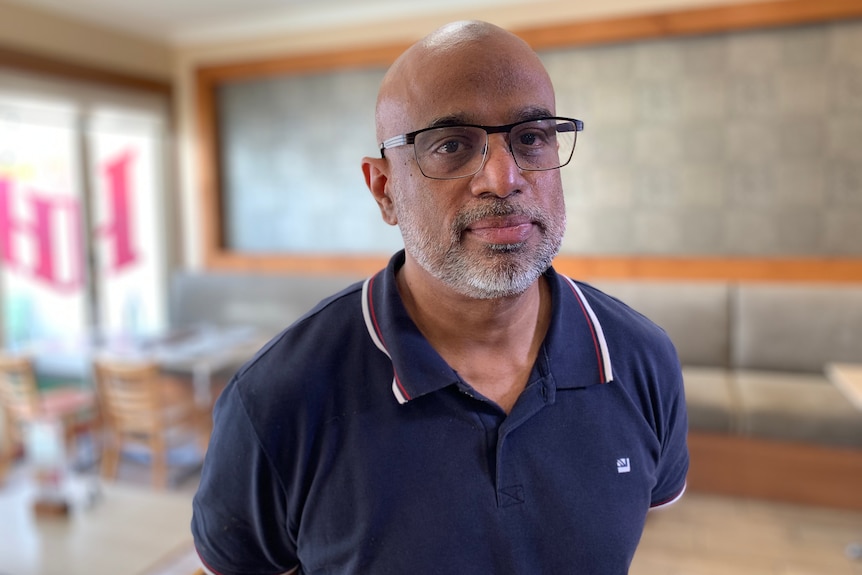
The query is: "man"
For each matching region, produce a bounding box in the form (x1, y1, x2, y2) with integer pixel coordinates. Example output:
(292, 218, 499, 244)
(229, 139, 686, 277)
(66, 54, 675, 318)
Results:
(192, 20, 688, 575)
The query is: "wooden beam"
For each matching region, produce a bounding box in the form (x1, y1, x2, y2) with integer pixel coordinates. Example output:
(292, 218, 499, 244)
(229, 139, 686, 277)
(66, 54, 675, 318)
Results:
(196, 68, 222, 270)
(0, 43, 171, 95)
(195, 42, 409, 84)
(519, 0, 862, 50)
(194, 0, 862, 84)
(198, 252, 862, 282)
(552, 256, 862, 283)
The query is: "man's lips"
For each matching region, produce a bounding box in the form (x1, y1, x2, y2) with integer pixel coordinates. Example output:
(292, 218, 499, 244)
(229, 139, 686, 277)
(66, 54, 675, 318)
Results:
(465, 216, 535, 245)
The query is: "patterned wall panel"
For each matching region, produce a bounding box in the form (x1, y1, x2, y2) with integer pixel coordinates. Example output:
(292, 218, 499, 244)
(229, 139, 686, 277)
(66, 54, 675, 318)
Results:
(545, 20, 862, 255)
(217, 20, 862, 256)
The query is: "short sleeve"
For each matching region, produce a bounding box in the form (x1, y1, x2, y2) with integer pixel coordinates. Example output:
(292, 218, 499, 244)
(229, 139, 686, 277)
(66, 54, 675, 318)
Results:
(191, 379, 298, 575)
(650, 354, 689, 508)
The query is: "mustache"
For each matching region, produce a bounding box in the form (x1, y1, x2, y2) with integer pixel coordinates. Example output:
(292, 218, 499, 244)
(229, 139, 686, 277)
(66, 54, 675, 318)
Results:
(452, 199, 545, 234)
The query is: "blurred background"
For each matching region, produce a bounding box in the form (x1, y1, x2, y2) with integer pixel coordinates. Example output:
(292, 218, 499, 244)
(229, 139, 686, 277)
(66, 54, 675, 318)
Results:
(1, 0, 861, 345)
(1, 1, 862, 573)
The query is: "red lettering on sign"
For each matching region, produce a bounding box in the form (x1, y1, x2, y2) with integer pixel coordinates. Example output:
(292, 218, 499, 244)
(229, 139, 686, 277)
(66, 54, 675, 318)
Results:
(0, 150, 139, 291)
(0, 177, 83, 292)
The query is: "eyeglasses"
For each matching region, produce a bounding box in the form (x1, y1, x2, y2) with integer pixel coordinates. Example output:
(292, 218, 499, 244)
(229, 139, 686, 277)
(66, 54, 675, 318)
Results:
(379, 117, 584, 180)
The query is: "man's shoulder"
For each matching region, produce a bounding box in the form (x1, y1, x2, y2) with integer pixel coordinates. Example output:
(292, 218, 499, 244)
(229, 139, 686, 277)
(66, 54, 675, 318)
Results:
(230, 279, 372, 392)
(562, 276, 676, 353)
(264, 279, 366, 347)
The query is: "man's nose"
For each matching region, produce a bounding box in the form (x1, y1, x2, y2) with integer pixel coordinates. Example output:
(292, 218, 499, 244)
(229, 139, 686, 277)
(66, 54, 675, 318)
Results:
(471, 134, 525, 197)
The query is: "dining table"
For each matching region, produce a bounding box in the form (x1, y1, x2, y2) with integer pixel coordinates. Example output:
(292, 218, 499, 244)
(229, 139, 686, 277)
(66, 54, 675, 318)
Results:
(824, 362, 862, 561)
(24, 324, 268, 408)
(825, 362, 862, 412)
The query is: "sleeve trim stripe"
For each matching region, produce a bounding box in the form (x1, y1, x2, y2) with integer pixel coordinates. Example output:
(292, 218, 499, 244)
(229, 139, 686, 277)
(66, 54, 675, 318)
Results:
(650, 482, 687, 510)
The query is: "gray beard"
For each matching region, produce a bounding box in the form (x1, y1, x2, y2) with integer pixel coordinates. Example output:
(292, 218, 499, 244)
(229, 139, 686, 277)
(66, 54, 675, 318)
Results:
(398, 199, 564, 299)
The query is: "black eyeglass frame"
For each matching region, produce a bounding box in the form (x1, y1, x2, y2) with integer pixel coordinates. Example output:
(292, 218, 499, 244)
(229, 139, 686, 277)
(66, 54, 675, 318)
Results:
(379, 116, 584, 179)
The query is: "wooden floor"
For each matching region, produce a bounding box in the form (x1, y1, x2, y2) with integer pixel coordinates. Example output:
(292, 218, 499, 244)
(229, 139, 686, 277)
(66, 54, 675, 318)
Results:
(633, 490, 862, 574)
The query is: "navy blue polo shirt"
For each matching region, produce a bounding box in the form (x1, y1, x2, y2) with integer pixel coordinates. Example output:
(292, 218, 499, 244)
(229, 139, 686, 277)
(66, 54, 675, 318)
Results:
(192, 250, 688, 575)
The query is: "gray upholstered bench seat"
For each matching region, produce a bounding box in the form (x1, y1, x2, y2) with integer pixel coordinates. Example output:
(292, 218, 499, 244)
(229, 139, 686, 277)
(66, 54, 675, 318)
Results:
(170, 271, 364, 339)
(681, 367, 862, 448)
(168, 273, 862, 449)
(595, 280, 862, 449)
(733, 371, 862, 448)
(680, 367, 736, 434)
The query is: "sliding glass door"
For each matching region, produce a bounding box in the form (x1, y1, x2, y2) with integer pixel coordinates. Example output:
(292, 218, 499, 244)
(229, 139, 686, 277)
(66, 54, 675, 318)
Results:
(0, 72, 170, 376)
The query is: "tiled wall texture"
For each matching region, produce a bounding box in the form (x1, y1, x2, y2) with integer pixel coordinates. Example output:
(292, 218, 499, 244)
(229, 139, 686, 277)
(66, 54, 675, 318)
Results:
(218, 67, 401, 254)
(544, 20, 862, 255)
(218, 19, 862, 256)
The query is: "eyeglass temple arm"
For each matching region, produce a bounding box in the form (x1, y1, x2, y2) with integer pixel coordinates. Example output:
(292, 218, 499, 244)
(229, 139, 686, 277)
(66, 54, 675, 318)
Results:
(558, 119, 584, 133)
(379, 134, 409, 157)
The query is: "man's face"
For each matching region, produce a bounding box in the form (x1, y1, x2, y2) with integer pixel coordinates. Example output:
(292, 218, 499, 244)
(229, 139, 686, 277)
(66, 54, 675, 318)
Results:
(383, 37, 567, 300)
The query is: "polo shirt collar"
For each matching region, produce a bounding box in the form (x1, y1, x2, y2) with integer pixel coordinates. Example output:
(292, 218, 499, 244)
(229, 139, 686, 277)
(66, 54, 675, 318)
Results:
(361, 251, 613, 405)
(541, 270, 614, 390)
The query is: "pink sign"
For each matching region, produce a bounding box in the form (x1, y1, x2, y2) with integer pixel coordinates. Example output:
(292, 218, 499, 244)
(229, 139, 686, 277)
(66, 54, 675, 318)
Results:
(0, 152, 139, 293)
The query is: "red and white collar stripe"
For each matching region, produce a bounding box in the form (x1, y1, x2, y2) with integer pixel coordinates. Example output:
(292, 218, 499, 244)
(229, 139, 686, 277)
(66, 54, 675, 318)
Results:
(362, 277, 410, 404)
(565, 277, 614, 384)
(362, 275, 613, 405)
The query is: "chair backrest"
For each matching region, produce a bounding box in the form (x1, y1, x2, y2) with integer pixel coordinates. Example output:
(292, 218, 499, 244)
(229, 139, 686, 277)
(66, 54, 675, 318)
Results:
(0, 354, 41, 421)
(93, 359, 164, 434)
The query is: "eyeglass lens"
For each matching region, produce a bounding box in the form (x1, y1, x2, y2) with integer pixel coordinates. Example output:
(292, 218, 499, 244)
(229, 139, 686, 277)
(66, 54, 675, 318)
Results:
(413, 119, 577, 180)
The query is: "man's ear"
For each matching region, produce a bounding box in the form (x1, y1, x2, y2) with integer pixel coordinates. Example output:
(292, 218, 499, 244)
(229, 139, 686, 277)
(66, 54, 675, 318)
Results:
(362, 156, 398, 226)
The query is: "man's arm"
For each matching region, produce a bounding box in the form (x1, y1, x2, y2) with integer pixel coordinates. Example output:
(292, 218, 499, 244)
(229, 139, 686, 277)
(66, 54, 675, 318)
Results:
(649, 347, 689, 510)
(192, 378, 300, 575)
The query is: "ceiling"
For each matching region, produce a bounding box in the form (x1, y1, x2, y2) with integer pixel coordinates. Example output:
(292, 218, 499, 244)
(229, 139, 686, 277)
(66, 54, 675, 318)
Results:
(3, 0, 534, 46)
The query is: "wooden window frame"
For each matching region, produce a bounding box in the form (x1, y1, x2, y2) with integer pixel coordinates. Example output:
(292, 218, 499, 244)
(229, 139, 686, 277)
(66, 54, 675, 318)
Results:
(0, 45, 171, 96)
(196, 0, 862, 281)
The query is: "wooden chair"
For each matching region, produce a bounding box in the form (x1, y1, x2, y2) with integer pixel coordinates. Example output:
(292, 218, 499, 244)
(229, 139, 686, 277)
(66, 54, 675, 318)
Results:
(0, 353, 98, 481)
(93, 357, 208, 489)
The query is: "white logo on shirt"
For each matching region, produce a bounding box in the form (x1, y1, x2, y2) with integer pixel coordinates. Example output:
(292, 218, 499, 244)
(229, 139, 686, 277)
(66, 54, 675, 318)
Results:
(617, 457, 631, 473)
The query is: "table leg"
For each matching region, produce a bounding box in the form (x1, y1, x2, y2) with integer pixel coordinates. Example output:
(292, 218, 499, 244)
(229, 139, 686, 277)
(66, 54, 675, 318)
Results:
(192, 363, 212, 408)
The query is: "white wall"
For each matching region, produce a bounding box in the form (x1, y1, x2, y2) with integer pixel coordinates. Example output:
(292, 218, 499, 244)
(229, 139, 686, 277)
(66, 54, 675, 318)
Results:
(0, 0, 172, 80)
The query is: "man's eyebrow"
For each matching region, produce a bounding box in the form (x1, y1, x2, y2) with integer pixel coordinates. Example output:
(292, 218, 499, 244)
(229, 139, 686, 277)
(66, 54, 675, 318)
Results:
(516, 107, 554, 121)
(425, 115, 470, 129)
(424, 108, 555, 129)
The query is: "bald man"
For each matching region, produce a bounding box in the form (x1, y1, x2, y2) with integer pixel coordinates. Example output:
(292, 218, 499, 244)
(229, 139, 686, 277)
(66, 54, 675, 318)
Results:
(192, 21, 688, 575)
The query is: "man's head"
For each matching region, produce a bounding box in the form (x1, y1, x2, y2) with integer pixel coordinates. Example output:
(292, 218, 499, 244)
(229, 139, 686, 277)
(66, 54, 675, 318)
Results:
(362, 21, 568, 300)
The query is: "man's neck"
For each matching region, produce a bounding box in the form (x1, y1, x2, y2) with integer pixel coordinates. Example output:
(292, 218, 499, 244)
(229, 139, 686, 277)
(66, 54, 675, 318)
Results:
(395, 258, 552, 413)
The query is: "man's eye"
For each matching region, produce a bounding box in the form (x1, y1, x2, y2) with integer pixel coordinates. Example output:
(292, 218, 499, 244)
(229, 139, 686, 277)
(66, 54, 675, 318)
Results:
(517, 131, 549, 147)
(434, 138, 471, 154)
(438, 140, 460, 153)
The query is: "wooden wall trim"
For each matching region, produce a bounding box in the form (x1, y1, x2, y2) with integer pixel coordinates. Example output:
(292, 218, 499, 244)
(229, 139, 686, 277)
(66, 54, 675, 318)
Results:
(196, 69, 220, 266)
(519, 0, 862, 50)
(687, 431, 862, 511)
(195, 43, 409, 83)
(204, 253, 862, 283)
(194, 0, 862, 82)
(0, 43, 172, 95)
(195, 0, 862, 281)
(206, 252, 391, 276)
(551, 256, 862, 283)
